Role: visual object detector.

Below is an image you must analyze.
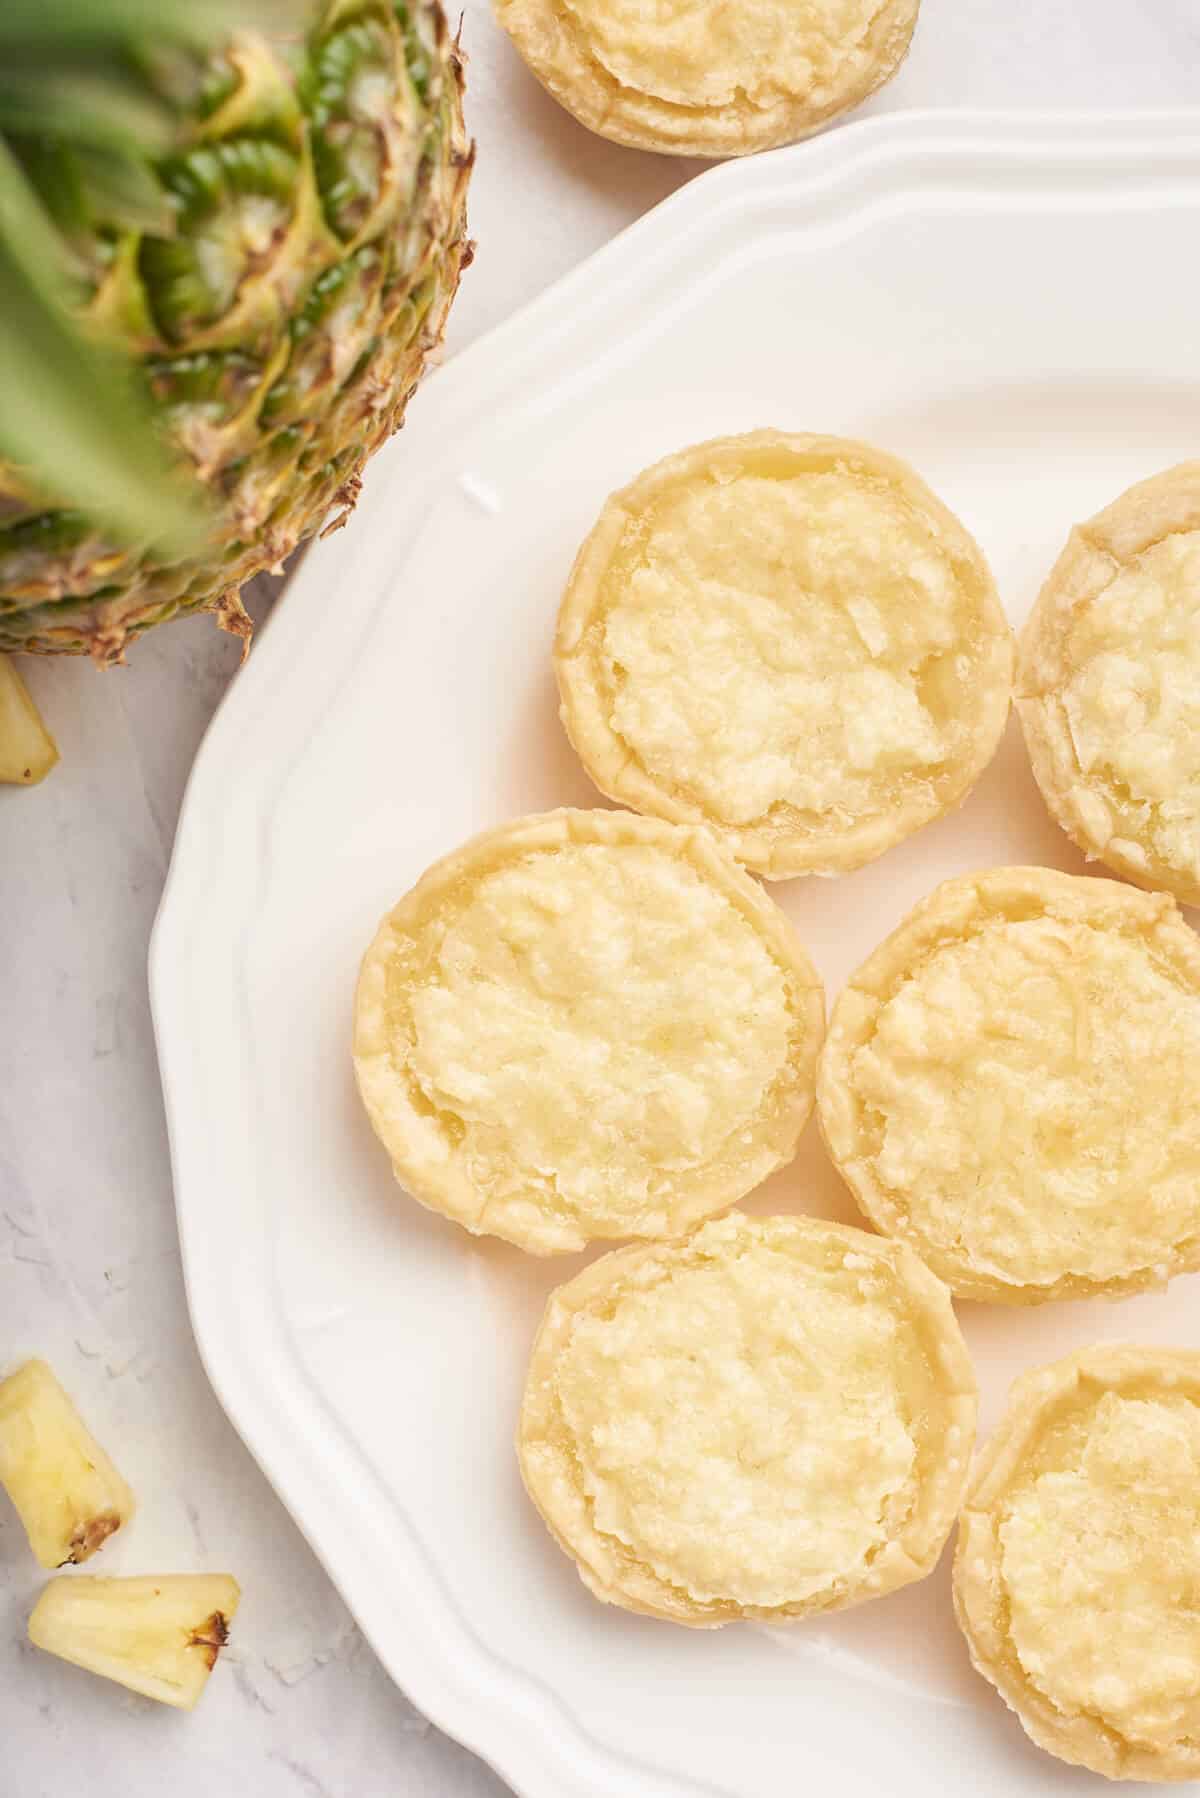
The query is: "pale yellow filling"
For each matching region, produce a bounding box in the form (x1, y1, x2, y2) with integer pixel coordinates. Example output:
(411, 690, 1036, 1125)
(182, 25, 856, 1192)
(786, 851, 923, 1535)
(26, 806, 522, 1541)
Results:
(851, 915, 1200, 1288)
(1001, 1392, 1200, 1751)
(558, 0, 884, 109)
(1058, 531, 1200, 883)
(601, 470, 970, 829)
(391, 843, 795, 1233)
(553, 1229, 922, 1607)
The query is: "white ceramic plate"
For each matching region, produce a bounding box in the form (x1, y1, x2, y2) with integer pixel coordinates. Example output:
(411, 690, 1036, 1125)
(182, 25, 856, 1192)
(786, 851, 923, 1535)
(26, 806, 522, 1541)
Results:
(151, 112, 1200, 1798)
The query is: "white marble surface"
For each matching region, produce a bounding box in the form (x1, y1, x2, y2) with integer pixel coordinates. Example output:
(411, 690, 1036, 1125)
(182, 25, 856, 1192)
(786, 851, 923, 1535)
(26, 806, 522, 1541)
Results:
(1, 4, 1196, 1793)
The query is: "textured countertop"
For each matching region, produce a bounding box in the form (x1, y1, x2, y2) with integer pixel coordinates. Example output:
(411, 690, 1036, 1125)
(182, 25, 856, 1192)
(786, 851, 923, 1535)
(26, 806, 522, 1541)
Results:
(2, 3, 1197, 1793)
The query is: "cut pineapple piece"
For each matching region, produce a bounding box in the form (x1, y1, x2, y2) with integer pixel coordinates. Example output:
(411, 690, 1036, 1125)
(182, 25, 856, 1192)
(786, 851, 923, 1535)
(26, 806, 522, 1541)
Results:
(0, 1360, 134, 1567)
(29, 1574, 241, 1710)
(0, 656, 58, 784)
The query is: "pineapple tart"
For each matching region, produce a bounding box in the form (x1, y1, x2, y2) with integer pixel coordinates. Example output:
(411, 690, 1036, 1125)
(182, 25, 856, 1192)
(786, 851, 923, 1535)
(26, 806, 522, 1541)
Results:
(1019, 463, 1200, 906)
(518, 1211, 976, 1625)
(353, 809, 824, 1253)
(955, 1347, 1200, 1781)
(556, 432, 1012, 878)
(493, 0, 920, 158)
(818, 866, 1200, 1303)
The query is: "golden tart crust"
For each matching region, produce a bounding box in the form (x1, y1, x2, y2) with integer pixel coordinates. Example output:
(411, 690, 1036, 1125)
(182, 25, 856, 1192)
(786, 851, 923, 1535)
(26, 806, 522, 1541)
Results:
(818, 866, 1200, 1304)
(353, 809, 823, 1254)
(555, 432, 1012, 879)
(1019, 463, 1200, 907)
(519, 1211, 976, 1626)
(492, 0, 919, 158)
(955, 1346, 1200, 1783)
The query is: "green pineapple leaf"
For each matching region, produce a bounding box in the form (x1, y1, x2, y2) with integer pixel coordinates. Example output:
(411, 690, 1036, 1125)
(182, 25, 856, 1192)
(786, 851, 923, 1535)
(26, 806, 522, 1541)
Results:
(0, 140, 201, 553)
(0, 0, 305, 57)
(67, 146, 176, 239)
(0, 64, 177, 161)
(0, 0, 307, 555)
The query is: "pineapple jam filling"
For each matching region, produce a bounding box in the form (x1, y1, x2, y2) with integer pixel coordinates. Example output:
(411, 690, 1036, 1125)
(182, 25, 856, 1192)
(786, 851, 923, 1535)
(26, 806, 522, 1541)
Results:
(519, 1214, 975, 1622)
(556, 436, 1012, 876)
(553, 1229, 918, 1607)
(998, 1390, 1200, 1754)
(378, 835, 813, 1244)
(604, 471, 962, 826)
(558, 0, 885, 110)
(846, 912, 1200, 1294)
(1051, 531, 1200, 885)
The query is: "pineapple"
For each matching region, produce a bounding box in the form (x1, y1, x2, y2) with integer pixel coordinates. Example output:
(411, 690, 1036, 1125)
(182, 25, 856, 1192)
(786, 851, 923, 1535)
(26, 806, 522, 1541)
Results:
(0, 1360, 134, 1567)
(0, 654, 58, 783)
(29, 1574, 241, 1710)
(0, 0, 471, 665)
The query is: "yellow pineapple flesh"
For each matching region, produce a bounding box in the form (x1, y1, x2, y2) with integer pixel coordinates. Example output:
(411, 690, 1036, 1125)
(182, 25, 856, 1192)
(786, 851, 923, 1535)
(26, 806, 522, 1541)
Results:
(0, 656, 58, 784)
(0, 1360, 134, 1567)
(28, 1574, 241, 1710)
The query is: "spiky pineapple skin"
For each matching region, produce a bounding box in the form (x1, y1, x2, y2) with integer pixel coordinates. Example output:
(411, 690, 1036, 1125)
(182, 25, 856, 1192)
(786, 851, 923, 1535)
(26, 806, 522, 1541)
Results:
(0, 0, 471, 665)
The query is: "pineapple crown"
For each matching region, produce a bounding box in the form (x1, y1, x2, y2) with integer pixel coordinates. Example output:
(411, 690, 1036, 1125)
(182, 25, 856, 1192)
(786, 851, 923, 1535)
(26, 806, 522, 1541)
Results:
(0, 0, 303, 553)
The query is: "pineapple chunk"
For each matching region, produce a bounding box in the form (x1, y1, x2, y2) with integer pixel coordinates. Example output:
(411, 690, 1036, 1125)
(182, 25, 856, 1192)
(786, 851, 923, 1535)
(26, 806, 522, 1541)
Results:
(29, 1574, 241, 1710)
(0, 1360, 135, 1567)
(0, 655, 58, 784)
